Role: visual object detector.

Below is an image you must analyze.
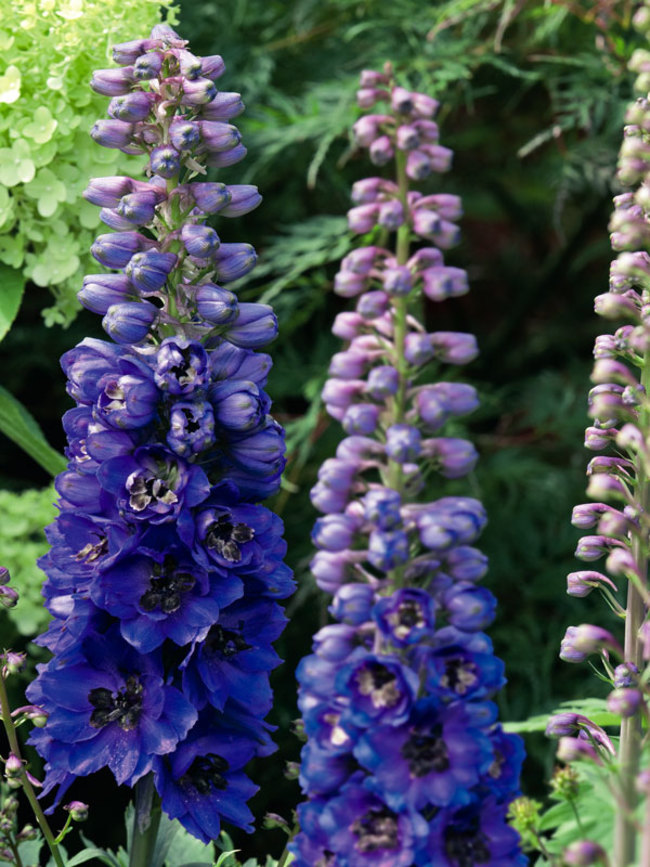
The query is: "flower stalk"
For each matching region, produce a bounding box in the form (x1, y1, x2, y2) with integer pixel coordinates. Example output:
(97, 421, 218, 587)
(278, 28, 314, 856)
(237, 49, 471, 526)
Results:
(24, 23, 293, 850)
(555, 7, 650, 864)
(290, 66, 525, 865)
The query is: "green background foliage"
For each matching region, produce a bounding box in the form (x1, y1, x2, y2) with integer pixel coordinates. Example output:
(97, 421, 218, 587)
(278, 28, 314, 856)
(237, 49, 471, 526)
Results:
(0, 0, 643, 860)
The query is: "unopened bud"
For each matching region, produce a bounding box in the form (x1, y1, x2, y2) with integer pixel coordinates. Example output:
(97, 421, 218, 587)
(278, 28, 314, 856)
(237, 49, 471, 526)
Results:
(64, 801, 89, 822)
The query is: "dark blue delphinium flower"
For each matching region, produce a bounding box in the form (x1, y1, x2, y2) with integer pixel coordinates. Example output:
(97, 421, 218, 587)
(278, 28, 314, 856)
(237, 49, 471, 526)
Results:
(291, 66, 523, 865)
(28, 22, 292, 846)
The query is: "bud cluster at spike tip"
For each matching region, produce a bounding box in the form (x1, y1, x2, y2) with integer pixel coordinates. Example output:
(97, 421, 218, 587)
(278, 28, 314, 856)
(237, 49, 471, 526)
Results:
(289, 66, 525, 867)
(25, 24, 293, 845)
(553, 7, 650, 854)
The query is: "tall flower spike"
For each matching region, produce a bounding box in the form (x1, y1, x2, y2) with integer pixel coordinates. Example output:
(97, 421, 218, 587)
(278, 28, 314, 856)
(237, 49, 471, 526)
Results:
(26, 24, 293, 846)
(290, 65, 525, 867)
(558, 7, 650, 862)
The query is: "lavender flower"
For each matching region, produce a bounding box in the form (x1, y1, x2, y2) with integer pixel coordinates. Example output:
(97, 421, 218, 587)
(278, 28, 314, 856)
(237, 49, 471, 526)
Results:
(27, 24, 292, 846)
(290, 65, 524, 866)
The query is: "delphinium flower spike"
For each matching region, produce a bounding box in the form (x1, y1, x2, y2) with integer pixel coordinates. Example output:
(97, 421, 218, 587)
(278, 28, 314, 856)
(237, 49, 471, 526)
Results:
(290, 65, 525, 867)
(26, 24, 293, 846)
(553, 5, 650, 863)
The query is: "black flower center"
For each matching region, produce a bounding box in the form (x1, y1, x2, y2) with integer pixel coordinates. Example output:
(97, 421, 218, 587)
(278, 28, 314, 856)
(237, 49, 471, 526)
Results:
(205, 623, 251, 658)
(139, 558, 195, 614)
(75, 533, 108, 564)
(315, 852, 336, 867)
(389, 600, 425, 640)
(440, 657, 478, 695)
(401, 728, 450, 777)
(350, 807, 399, 853)
(88, 674, 143, 731)
(206, 515, 254, 562)
(180, 753, 229, 795)
(445, 828, 491, 866)
(355, 662, 400, 709)
(182, 407, 201, 433)
(169, 347, 199, 388)
(127, 470, 178, 512)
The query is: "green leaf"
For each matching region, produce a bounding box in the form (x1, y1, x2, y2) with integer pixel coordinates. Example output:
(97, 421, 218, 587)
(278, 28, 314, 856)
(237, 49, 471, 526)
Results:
(0, 263, 25, 341)
(164, 822, 215, 866)
(0, 385, 66, 476)
(66, 848, 123, 867)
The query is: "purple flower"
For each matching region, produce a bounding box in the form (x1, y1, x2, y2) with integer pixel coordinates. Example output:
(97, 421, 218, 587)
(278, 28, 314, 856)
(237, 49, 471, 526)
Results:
(336, 651, 418, 728)
(355, 699, 492, 810)
(154, 337, 209, 394)
(28, 630, 197, 787)
(98, 445, 211, 523)
(153, 716, 262, 844)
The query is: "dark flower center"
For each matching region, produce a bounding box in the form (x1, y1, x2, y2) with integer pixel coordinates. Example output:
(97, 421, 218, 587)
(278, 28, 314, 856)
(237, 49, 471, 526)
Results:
(488, 748, 505, 779)
(401, 728, 450, 777)
(139, 559, 195, 614)
(389, 600, 425, 640)
(88, 674, 143, 731)
(180, 753, 229, 795)
(102, 379, 126, 411)
(206, 515, 254, 562)
(355, 662, 400, 709)
(444, 828, 491, 866)
(127, 469, 178, 512)
(182, 406, 201, 433)
(205, 623, 251, 658)
(350, 806, 399, 852)
(169, 347, 200, 388)
(440, 657, 478, 695)
(315, 852, 336, 867)
(75, 533, 108, 564)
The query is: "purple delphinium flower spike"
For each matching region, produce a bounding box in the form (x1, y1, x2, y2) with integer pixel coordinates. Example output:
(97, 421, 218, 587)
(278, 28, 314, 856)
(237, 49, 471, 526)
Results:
(27, 24, 293, 845)
(556, 19, 650, 862)
(290, 64, 525, 866)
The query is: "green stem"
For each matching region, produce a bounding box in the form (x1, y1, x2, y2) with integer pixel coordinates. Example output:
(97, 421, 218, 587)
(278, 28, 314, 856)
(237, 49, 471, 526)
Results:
(385, 150, 412, 590)
(129, 775, 162, 867)
(0, 675, 64, 867)
(613, 351, 650, 867)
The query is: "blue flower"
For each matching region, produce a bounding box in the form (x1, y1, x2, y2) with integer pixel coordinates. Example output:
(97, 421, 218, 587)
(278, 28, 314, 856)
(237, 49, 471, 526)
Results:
(28, 630, 197, 787)
(354, 698, 493, 811)
(90, 550, 240, 652)
(153, 714, 264, 844)
(98, 445, 211, 523)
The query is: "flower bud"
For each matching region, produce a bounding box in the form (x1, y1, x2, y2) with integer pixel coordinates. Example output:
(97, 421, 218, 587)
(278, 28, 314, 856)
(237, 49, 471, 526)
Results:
(108, 91, 156, 122)
(102, 301, 158, 344)
(188, 182, 231, 213)
(181, 224, 220, 259)
(225, 304, 278, 348)
(0, 586, 18, 609)
(563, 840, 608, 866)
(200, 91, 245, 120)
(91, 232, 151, 269)
(90, 119, 136, 150)
(181, 77, 218, 105)
(195, 284, 238, 324)
(214, 243, 257, 282)
(607, 687, 641, 717)
(613, 662, 639, 688)
(221, 185, 262, 217)
(90, 67, 135, 96)
(149, 145, 181, 179)
(64, 801, 89, 822)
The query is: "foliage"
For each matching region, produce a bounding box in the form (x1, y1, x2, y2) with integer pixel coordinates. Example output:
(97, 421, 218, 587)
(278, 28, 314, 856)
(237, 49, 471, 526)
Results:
(0, 485, 55, 635)
(0, 0, 177, 327)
